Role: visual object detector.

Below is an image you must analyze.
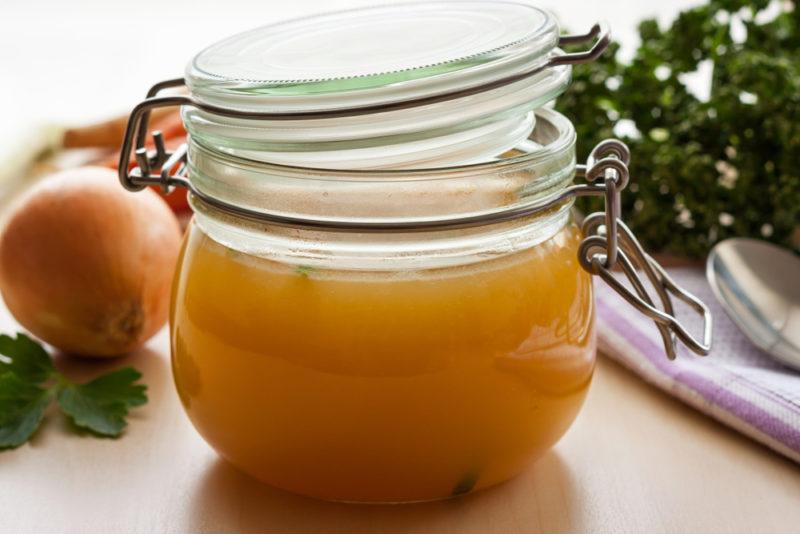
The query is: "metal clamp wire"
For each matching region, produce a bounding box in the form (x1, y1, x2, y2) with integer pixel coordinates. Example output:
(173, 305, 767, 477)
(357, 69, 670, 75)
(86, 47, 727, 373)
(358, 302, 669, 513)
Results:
(580, 214, 713, 357)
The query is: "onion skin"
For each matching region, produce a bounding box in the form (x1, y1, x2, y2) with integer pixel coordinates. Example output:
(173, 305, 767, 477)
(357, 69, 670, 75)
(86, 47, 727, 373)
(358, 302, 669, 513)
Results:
(0, 167, 182, 357)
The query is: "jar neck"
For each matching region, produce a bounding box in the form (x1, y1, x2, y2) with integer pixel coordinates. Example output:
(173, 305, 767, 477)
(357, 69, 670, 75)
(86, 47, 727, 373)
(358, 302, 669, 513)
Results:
(190, 111, 537, 170)
(191, 199, 574, 271)
(187, 108, 575, 225)
(187, 108, 577, 270)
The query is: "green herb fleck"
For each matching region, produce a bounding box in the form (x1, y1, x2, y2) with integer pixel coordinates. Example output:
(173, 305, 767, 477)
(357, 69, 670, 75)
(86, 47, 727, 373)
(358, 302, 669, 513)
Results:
(0, 332, 148, 449)
(452, 468, 480, 497)
(225, 247, 243, 259)
(0, 333, 54, 384)
(0, 374, 52, 448)
(294, 265, 316, 278)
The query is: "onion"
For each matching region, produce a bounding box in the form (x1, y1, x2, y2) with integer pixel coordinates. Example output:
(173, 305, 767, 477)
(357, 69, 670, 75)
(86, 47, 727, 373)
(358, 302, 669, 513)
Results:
(0, 167, 182, 357)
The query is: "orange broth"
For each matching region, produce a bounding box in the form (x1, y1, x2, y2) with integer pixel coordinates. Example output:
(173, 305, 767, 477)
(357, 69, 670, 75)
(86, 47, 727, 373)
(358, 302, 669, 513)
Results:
(171, 220, 595, 502)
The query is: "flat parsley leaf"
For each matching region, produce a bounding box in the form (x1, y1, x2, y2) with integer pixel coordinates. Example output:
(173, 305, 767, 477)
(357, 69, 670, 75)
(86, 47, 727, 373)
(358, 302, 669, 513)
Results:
(0, 333, 54, 383)
(0, 333, 148, 448)
(0, 373, 51, 448)
(57, 368, 147, 437)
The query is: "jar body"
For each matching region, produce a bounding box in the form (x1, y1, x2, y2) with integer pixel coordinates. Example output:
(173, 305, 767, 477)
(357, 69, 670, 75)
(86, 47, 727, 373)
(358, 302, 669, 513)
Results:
(170, 215, 595, 502)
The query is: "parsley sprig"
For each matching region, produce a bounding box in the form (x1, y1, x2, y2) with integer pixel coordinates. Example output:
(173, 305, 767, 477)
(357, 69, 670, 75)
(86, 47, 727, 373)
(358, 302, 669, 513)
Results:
(0, 333, 147, 449)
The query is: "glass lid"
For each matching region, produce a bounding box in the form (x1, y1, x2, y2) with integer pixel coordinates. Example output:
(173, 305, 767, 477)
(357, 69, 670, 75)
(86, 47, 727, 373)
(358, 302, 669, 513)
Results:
(186, 1, 562, 111)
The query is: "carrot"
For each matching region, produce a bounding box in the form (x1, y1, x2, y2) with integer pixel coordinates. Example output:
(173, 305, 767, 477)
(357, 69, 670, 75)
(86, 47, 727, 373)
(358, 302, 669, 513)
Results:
(101, 134, 190, 212)
(63, 108, 174, 149)
(95, 111, 190, 212)
(152, 184, 190, 212)
(147, 111, 186, 141)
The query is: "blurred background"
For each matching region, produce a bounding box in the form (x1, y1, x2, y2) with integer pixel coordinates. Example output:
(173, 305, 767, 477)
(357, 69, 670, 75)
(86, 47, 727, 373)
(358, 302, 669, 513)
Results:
(1, 0, 797, 257)
(0, 0, 701, 124)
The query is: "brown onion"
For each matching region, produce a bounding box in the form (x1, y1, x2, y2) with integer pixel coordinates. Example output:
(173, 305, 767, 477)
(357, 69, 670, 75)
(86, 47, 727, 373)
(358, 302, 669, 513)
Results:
(0, 167, 182, 357)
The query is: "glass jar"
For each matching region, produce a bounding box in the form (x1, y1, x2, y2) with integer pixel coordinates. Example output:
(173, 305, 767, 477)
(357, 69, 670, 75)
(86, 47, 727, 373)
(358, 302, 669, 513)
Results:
(174, 107, 592, 503)
(120, 1, 711, 503)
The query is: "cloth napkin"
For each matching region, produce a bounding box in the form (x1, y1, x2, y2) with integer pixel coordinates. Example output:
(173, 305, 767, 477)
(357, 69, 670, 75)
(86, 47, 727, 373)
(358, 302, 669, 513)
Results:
(595, 267, 800, 464)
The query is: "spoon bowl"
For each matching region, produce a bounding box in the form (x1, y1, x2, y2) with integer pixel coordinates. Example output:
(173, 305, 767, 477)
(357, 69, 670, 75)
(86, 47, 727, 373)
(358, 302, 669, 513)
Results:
(706, 238, 800, 370)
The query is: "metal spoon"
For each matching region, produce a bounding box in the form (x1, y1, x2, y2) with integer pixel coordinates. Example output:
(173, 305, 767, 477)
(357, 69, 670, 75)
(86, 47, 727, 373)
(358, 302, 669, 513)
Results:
(706, 238, 800, 370)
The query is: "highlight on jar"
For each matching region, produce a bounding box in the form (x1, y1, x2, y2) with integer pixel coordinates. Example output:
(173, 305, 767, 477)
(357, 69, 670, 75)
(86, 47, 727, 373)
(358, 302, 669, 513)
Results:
(34, 0, 800, 507)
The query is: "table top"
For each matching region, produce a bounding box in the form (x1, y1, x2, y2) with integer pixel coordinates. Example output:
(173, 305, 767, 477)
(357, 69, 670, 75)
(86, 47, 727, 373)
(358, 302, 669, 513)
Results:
(2, 2, 799, 531)
(2, 298, 799, 533)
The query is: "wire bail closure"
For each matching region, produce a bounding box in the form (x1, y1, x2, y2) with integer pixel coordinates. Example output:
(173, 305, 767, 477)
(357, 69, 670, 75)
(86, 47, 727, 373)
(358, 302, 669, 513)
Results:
(576, 142, 712, 359)
(118, 23, 612, 194)
(117, 21, 712, 360)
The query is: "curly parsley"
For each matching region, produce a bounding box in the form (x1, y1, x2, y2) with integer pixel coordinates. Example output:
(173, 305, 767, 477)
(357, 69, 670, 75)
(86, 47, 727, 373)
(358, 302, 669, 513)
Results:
(558, 0, 800, 257)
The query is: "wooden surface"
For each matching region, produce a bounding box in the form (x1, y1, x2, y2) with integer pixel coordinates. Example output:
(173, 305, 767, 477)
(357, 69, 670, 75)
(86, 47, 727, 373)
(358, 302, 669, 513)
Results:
(2, 2, 799, 531)
(2, 299, 799, 533)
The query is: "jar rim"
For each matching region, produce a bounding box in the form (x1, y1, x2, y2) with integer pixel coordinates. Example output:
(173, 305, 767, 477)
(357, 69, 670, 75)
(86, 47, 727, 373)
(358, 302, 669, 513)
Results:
(187, 107, 575, 182)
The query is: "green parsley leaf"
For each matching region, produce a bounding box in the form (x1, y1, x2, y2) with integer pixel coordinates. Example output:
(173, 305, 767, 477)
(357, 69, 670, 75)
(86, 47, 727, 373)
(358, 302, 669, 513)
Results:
(0, 332, 148, 448)
(0, 373, 52, 448)
(0, 333, 54, 383)
(57, 368, 147, 437)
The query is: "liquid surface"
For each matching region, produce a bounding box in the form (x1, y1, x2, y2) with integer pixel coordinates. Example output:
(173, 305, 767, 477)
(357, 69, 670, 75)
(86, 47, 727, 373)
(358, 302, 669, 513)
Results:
(171, 222, 595, 502)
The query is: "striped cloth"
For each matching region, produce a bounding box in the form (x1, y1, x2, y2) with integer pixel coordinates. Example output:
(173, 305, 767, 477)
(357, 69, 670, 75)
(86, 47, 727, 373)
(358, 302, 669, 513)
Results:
(595, 267, 800, 463)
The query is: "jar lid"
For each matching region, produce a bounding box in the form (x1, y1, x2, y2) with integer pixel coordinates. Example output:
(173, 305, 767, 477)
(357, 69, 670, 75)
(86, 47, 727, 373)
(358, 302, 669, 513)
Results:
(180, 1, 572, 169)
(186, 1, 564, 113)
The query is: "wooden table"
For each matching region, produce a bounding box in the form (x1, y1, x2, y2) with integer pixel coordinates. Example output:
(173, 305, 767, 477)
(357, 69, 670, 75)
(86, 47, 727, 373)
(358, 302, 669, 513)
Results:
(2, 297, 799, 533)
(2, 2, 799, 530)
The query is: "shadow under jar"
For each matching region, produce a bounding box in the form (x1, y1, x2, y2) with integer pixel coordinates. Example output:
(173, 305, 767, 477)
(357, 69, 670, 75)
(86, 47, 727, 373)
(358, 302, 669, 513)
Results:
(120, 1, 711, 503)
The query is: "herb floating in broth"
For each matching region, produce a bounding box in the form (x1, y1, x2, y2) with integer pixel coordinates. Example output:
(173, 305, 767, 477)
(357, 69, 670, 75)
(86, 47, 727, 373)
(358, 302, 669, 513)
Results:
(0, 333, 148, 449)
(452, 468, 481, 497)
(294, 265, 316, 278)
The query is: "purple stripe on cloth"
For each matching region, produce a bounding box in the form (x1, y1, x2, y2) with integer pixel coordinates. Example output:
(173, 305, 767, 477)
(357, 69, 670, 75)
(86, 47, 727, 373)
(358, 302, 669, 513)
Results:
(599, 296, 797, 415)
(596, 295, 800, 457)
(716, 366, 799, 414)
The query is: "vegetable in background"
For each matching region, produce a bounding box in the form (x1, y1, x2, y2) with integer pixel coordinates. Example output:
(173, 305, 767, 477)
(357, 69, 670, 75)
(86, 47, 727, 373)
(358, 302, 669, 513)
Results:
(558, 0, 800, 257)
(98, 110, 190, 212)
(0, 167, 182, 357)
